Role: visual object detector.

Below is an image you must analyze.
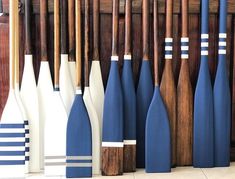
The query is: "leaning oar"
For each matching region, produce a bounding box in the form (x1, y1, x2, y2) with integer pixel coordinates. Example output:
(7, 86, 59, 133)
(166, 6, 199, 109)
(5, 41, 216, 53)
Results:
(20, 0, 40, 172)
(176, 0, 193, 166)
(66, 0, 92, 177)
(37, 0, 54, 169)
(146, 0, 171, 172)
(136, 0, 153, 168)
(102, 0, 124, 176)
(121, 0, 136, 172)
(213, 0, 231, 167)
(0, 1, 25, 177)
(160, 0, 177, 167)
(193, 0, 214, 168)
(44, 0, 68, 176)
(83, 0, 101, 175)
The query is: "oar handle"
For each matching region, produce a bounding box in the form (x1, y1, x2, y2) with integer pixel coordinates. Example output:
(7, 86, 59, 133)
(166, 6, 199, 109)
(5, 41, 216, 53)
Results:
(76, 0, 81, 87)
(60, 0, 68, 54)
(181, 0, 189, 60)
(93, 0, 99, 61)
(166, 0, 173, 38)
(84, 0, 89, 87)
(25, 0, 32, 54)
(10, 0, 15, 89)
(154, 0, 159, 86)
(54, 0, 60, 87)
(125, 0, 131, 56)
(40, 0, 48, 61)
(112, 0, 119, 56)
(143, 0, 149, 60)
(15, 1, 20, 84)
(68, 0, 75, 62)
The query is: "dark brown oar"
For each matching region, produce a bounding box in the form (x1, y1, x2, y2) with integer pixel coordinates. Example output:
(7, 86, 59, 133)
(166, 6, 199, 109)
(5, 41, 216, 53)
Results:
(176, 0, 193, 166)
(160, 0, 177, 167)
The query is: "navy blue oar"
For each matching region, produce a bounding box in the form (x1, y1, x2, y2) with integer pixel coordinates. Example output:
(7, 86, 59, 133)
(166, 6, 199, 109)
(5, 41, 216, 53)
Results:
(66, 0, 92, 177)
(193, 0, 214, 168)
(102, 0, 124, 176)
(145, 0, 171, 173)
(136, 0, 153, 168)
(121, 0, 136, 172)
(213, 0, 231, 167)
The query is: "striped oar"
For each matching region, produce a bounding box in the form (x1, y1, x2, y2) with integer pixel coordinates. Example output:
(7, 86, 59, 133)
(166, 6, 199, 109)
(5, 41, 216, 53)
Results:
(59, 0, 75, 114)
(176, 0, 193, 166)
(213, 0, 231, 167)
(102, 0, 124, 176)
(145, 0, 171, 173)
(0, 1, 25, 177)
(160, 0, 177, 167)
(121, 0, 136, 172)
(44, 0, 68, 176)
(37, 0, 54, 170)
(193, 0, 214, 168)
(136, 0, 153, 168)
(66, 0, 92, 177)
(82, 0, 101, 175)
(20, 0, 40, 172)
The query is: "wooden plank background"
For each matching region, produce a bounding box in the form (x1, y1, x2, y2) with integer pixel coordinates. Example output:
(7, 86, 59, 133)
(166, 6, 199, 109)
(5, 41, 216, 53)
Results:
(1, 0, 235, 160)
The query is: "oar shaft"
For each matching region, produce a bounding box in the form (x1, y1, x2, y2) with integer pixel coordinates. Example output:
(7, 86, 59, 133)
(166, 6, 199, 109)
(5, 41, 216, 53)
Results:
(60, 0, 68, 54)
(201, 0, 209, 34)
(93, 0, 99, 61)
(40, 0, 48, 61)
(15, 2, 19, 84)
(84, 0, 89, 87)
(219, 0, 227, 33)
(166, 0, 173, 37)
(112, 0, 119, 56)
(143, 0, 149, 60)
(76, 0, 81, 87)
(125, 0, 131, 55)
(68, 0, 75, 62)
(182, 0, 188, 37)
(25, 0, 32, 54)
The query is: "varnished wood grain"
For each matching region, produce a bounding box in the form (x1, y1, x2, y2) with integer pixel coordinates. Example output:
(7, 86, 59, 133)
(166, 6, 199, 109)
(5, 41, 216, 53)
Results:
(68, 0, 75, 62)
(40, 0, 48, 61)
(84, 0, 89, 87)
(123, 145, 136, 172)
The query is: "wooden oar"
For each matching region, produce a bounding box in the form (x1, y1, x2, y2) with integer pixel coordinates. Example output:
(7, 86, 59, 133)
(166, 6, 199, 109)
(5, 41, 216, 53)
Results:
(160, 0, 176, 167)
(102, 0, 124, 176)
(83, 0, 101, 175)
(136, 0, 153, 168)
(68, 0, 76, 90)
(89, 0, 104, 144)
(213, 0, 231, 167)
(20, 0, 40, 172)
(193, 0, 214, 168)
(44, 0, 68, 176)
(37, 0, 54, 170)
(66, 0, 92, 177)
(176, 0, 193, 166)
(121, 0, 136, 172)
(0, 1, 25, 177)
(145, 0, 171, 173)
(59, 0, 75, 114)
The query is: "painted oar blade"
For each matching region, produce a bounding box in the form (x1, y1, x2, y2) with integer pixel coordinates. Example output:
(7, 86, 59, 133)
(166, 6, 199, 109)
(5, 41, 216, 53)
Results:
(69, 61, 76, 91)
(136, 60, 153, 168)
(66, 92, 92, 178)
(193, 58, 214, 168)
(146, 87, 171, 173)
(213, 58, 231, 167)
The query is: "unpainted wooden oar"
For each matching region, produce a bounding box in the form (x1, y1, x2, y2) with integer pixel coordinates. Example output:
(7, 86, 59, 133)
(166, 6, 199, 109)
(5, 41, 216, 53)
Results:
(176, 0, 193, 166)
(121, 0, 136, 172)
(83, 0, 101, 175)
(213, 0, 231, 167)
(145, 0, 171, 173)
(20, 0, 40, 172)
(66, 0, 92, 177)
(102, 0, 124, 176)
(68, 0, 76, 90)
(0, 1, 25, 177)
(89, 0, 104, 144)
(37, 0, 54, 170)
(160, 0, 176, 167)
(59, 0, 75, 114)
(193, 0, 214, 168)
(136, 0, 153, 168)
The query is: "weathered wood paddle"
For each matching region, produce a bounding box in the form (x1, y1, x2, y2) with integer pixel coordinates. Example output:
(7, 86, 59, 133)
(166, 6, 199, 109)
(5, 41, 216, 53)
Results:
(213, 0, 231, 167)
(145, 0, 171, 173)
(176, 0, 193, 166)
(102, 0, 124, 176)
(66, 0, 92, 177)
(193, 0, 214, 168)
(160, 0, 177, 167)
(136, 0, 153, 168)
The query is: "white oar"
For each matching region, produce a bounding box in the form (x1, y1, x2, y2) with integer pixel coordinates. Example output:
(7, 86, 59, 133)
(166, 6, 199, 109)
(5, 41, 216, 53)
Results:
(20, 0, 40, 172)
(0, 1, 25, 177)
(37, 0, 54, 170)
(83, 0, 101, 175)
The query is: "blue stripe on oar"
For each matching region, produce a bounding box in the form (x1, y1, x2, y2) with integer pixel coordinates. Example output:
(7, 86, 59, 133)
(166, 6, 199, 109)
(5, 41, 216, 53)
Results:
(181, 38, 189, 59)
(0, 133, 25, 137)
(145, 87, 171, 173)
(0, 142, 25, 146)
(66, 160, 92, 163)
(0, 124, 25, 128)
(0, 160, 25, 165)
(165, 38, 173, 59)
(136, 60, 153, 168)
(0, 151, 25, 156)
